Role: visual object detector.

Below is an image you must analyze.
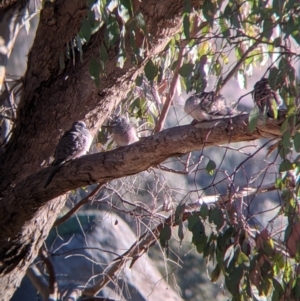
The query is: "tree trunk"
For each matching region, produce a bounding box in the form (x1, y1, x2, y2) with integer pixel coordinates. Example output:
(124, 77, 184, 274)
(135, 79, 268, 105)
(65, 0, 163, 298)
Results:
(0, 0, 203, 299)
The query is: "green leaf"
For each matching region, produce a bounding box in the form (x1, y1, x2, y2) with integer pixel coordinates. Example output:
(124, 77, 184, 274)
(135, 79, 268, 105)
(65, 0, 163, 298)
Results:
(135, 75, 143, 86)
(272, 0, 284, 15)
(294, 278, 300, 297)
(206, 159, 216, 176)
(230, 10, 241, 29)
(135, 12, 146, 33)
(273, 37, 282, 47)
(118, 0, 131, 23)
(144, 59, 158, 81)
(213, 60, 222, 77)
(87, 9, 96, 27)
(200, 202, 209, 220)
(261, 278, 273, 297)
(248, 107, 260, 133)
(89, 57, 100, 87)
(225, 266, 243, 296)
(106, 18, 120, 45)
(183, 14, 190, 39)
(237, 251, 249, 265)
(282, 130, 291, 148)
(262, 18, 274, 40)
(209, 207, 224, 230)
(279, 159, 294, 173)
(178, 220, 184, 243)
(159, 224, 171, 248)
(210, 263, 221, 282)
(220, 19, 230, 38)
(191, 220, 205, 245)
(280, 118, 289, 133)
(237, 70, 246, 89)
(263, 238, 275, 256)
(294, 132, 300, 152)
(223, 3, 232, 18)
(235, 47, 243, 60)
(202, 0, 216, 27)
(117, 54, 125, 68)
(175, 204, 185, 224)
(196, 238, 207, 254)
(100, 44, 108, 63)
(224, 244, 235, 267)
(179, 63, 194, 77)
(80, 18, 92, 43)
(188, 214, 200, 231)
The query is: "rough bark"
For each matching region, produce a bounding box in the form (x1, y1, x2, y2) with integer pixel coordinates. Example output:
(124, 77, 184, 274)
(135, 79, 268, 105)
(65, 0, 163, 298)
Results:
(0, 0, 204, 299)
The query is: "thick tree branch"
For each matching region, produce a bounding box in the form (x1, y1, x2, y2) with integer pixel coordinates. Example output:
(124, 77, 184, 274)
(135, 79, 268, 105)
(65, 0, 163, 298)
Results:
(0, 113, 283, 242)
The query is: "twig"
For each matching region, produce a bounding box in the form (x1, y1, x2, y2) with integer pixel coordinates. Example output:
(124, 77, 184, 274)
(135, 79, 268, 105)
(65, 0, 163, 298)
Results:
(4, 81, 16, 119)
(26, 265, 50, 301)
(53, 184, 104, 227)
(216, 40, 260, 94)
(154, 44, 185, 133)
(81, 297, 117, 301)
(0, 114, 16, 121)
(154, 16, 203, 133)
(39, 247, 59, 301)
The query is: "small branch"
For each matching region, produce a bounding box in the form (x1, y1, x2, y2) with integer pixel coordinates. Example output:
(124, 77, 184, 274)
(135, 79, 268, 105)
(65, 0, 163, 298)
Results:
(154, 16, 203, 133)
(157, 162, 199, 174)
(81, 297, 118, 301)
(26, 265, 50, 301)
(0, 114, 16, 121)
(39, 247, 59, 301)
(216, 40, 260, 94)
(53, 184, 104, 227)
(154, 44, 185, 133)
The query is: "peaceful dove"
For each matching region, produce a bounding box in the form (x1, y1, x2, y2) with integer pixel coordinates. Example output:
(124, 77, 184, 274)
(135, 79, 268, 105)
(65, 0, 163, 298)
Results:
(44, 120, 92, 188)
(252, 78, 281, 118)
(184, 91, 235, 122)
(111, 116, 139, 147)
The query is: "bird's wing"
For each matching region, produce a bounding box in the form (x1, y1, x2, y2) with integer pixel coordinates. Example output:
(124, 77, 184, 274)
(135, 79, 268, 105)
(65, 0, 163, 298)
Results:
(52, 130, 84, 165)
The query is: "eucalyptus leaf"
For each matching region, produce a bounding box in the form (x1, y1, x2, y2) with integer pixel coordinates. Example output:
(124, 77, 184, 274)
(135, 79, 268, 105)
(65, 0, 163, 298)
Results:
(179, 63, 194, 77)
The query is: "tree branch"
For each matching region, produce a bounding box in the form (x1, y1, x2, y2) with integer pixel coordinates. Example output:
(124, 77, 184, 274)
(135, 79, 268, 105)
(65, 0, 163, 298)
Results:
(0, 112, 284, 242)
(39, 247, 58, 301)
(26, 265, 50, 301)
(53, 184, 104, 227)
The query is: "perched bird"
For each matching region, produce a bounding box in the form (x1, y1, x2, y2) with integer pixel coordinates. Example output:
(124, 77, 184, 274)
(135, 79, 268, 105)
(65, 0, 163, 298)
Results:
(252, 78, 281, 118)
(44, 121, 92, 188)
(184, 91, 235, 122)
(111, 115, 139, 146)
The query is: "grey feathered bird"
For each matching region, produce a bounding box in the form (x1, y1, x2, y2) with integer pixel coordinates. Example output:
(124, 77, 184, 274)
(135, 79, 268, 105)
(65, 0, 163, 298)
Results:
(184, 91, 235, 122)
(44, 120, 92, 188)
(252, 78, 281, 118)
(112, 116, 139, 146)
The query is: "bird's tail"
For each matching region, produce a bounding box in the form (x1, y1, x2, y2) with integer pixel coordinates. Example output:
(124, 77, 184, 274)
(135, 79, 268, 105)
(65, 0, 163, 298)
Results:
(44, 163, 64, 189)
